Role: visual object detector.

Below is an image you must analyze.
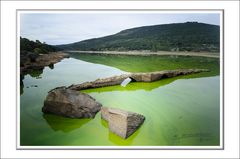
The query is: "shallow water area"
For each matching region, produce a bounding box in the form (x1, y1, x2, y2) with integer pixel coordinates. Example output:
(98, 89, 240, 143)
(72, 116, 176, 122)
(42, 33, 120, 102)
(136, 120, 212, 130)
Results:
(20, 53, 220, 146)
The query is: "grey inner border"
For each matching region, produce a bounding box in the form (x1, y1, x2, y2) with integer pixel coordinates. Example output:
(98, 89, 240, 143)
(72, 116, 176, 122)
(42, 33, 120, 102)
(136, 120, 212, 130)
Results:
(15, 9, 224, 150)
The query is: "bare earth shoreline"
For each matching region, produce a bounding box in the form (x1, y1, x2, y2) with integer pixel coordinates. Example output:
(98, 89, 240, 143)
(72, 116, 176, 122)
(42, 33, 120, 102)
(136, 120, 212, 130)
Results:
(66, 50, 220, 58)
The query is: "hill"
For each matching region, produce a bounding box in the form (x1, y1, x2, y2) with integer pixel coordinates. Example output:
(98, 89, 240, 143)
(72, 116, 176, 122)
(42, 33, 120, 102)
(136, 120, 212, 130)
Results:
(57, 22, 220, 52)
(20, 37, 59, 54)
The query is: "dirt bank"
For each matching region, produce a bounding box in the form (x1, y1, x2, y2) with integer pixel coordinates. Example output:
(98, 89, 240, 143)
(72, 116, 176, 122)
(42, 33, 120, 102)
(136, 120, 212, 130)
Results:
(67, 50, 220, 58)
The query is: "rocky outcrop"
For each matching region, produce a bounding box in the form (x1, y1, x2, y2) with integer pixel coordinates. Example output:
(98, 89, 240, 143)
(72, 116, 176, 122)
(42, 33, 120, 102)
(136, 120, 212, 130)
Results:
(20, 52, 69, 74)
(20, 52, 69, 85)
(42, 87, 102, 118)
(69, 69, 209, 91)
(101, 107, 145, 139)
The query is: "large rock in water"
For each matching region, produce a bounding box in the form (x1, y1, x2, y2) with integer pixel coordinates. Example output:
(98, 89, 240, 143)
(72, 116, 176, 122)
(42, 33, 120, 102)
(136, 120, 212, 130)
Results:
(42, 87, 102, 118)
(101, 107, 145, 139)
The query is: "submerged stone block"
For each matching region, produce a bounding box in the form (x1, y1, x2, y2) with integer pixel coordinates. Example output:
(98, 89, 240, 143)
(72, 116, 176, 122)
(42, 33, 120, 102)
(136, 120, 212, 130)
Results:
(101, 107, 145, 139)
(68, 69, 209, 91)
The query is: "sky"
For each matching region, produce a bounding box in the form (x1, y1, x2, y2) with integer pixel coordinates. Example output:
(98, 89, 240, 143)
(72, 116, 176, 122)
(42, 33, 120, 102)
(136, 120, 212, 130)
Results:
(20, 13, 220, 45)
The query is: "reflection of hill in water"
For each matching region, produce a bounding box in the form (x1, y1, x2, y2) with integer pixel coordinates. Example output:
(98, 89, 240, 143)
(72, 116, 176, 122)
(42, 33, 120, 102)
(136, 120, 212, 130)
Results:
(43, 114, 91, 133)
(70, 53, 219, 77)
(20, 65, 55, 95)
(20, 84, 24, 95)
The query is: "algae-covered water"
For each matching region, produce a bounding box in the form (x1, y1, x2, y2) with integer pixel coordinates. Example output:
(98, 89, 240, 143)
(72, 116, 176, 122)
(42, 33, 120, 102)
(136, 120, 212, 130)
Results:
(20, 53, 220, 146)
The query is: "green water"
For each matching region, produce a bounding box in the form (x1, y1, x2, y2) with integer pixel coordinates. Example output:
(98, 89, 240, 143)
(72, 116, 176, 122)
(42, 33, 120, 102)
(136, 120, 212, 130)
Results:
(69, 53, 219, 77)
(20, 53, 220, 146)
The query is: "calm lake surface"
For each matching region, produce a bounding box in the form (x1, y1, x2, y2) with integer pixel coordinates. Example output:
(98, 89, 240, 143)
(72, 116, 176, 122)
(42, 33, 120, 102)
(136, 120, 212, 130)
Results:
(20, 53, 220, 146)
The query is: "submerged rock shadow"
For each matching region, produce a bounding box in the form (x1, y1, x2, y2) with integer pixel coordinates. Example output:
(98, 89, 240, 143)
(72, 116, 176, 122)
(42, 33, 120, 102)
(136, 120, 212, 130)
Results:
(42, 114, 92, 133)
(100, 119, 142, 146)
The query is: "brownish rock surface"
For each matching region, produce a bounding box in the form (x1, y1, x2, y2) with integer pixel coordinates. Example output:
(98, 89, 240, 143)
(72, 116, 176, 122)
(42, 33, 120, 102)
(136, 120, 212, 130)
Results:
(42, 68, 208, 120)
(20, 52, 69, 75)
(69, 69, 209, 91)
(42, 87, 102, 118)
(101, 107, 145, 139)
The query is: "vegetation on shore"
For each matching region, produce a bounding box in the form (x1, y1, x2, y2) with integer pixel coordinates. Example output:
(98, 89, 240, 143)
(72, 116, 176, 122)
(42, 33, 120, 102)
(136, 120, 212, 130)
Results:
(20, 37, 62, 68)
(57, 22, 220, 53)
(20, 37, 59, 54)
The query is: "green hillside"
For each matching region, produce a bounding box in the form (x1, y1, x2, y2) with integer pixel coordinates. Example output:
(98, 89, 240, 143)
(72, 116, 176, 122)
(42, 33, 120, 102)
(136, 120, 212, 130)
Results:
(57, 22, 220, 52)
(20, 37, 59, 54)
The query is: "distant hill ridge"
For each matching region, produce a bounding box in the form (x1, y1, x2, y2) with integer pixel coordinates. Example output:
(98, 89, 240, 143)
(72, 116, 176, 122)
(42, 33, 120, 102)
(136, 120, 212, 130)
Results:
(57, 22, 220, 52)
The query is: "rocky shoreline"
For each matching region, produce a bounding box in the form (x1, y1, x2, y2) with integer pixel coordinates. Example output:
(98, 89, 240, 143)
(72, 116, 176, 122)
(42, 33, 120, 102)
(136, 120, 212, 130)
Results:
(20, 52, 69, 85)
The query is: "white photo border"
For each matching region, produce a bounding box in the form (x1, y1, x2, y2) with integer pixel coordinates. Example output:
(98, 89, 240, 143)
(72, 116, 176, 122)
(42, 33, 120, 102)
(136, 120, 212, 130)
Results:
(16, 9, 224, 150)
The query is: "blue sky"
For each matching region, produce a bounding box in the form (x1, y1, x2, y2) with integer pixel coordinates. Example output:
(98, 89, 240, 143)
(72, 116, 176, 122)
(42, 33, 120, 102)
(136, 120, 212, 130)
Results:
(20, 13, 220, 45)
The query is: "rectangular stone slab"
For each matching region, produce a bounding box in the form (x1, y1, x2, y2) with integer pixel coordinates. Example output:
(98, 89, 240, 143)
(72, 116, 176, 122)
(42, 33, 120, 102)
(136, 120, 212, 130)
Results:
(101, 107, 145, 139)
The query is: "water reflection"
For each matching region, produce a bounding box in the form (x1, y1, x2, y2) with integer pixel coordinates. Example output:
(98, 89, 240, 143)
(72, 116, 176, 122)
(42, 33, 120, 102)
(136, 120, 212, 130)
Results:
(20, 53, 219, 96)
(43, 114, 92, 133)
(20, 63, 55, 95)
(108, 128, 141, 146)
(20, 69, 43, 91)
(100, 119, 142, 145)
(83, 74, 208, 94)
(29, 69, 43, 78)
(69, 52, 220, 78)
(20, 84, 24, 95)
(49, 63, 54, 69)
